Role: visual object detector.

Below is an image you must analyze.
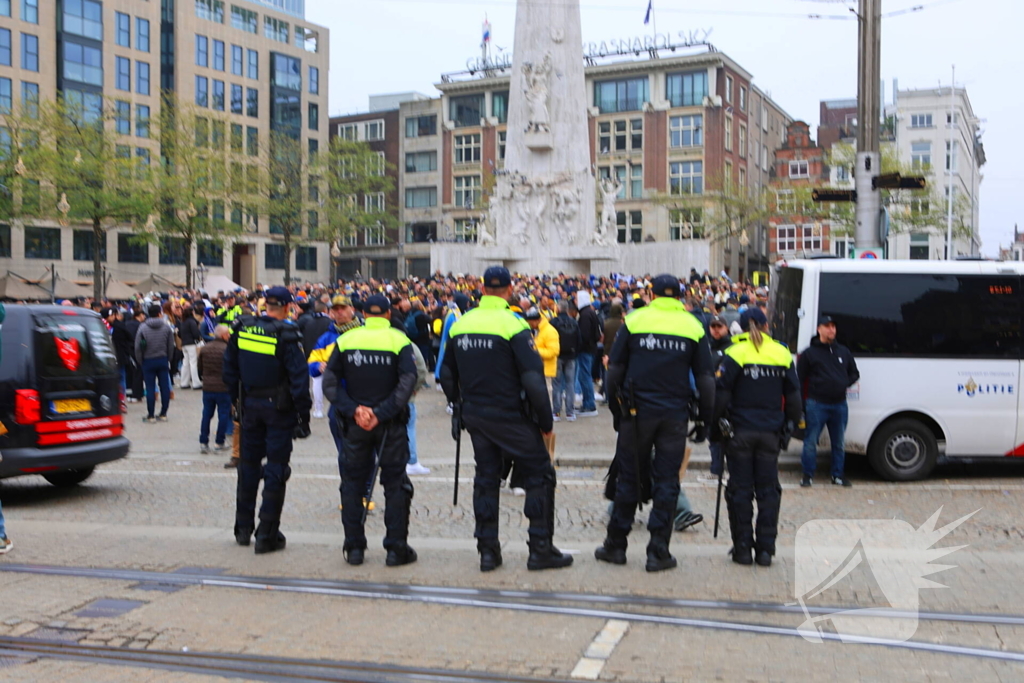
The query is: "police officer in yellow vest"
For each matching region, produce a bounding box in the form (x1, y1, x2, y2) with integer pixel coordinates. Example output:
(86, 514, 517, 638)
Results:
(712, 308, 802, 567)
(322, 294, 418, 567)
(217, 293, 244, 327)
(596, 274, 715, 572)
(222, 287, 312, 554)
(440, 266, 572, 572)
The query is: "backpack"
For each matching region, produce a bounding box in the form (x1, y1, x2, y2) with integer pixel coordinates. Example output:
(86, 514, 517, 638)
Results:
(550, 315, 581, 359)
(404, 310, 421, 340)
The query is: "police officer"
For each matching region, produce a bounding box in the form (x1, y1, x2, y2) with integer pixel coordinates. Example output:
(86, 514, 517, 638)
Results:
(222, 286, 311, 554)
(322, 295, 418, 567)
(217, 293, 244, 326)
(596, 274, 714, 572)
(712, 308, 802, 567)
(440, 266, 572, 572)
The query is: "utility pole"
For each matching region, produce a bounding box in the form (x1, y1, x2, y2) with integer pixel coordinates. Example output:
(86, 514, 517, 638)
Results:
(945, 65, 956, 260)
(854, 0, 882, 253)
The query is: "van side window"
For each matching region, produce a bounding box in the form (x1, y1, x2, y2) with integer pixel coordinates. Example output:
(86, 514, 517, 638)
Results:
(819, 273, 1022, 358)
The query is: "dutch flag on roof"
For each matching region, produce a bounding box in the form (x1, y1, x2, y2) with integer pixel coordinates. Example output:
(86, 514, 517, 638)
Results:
(483, 19, 492, 44)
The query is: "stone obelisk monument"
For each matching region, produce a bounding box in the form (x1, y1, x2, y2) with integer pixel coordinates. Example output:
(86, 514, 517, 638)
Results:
(482, 0, 615, 273)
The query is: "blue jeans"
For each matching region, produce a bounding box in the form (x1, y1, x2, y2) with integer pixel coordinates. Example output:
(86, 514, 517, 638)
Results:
(576, 352, 596, 412)
(200, 391, 234, 446)
(407, 402, 419, 465)
(801, 399, 849, 478)
(552, 358, 577, 416)
(0, 497, 6, 539)
(142, 357, 171, 418)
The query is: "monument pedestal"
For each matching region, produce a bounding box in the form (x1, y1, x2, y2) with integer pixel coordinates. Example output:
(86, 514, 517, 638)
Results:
(431, 242, 621, 276)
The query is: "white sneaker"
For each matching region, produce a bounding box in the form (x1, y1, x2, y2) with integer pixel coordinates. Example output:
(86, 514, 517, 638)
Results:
(566, 414, 577, 422)
(552, 414, 560, 422)
(578, 410, 599, 418)
(574, 393, 583, 408)
(406, 463, 431, 475)
(0, 536, 11, 554)
(595, 393, 606, 402)
(312, 410, 324, 419)
(511, 487, 526, 496)
(445, 404, 454, 415)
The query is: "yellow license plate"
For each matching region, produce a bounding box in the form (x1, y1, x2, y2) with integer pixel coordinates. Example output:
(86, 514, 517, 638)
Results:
(53, 399, 91, 414)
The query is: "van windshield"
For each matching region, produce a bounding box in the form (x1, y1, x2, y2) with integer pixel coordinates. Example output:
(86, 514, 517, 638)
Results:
(769, 267, 803, 352)
(35, 314, 118, 378)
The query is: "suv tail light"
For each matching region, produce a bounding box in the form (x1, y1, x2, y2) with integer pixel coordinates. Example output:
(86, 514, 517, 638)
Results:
(15, 389, 41, 425)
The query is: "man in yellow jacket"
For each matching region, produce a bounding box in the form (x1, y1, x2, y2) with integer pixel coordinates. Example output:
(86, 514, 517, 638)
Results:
(525, 307, 559, 401)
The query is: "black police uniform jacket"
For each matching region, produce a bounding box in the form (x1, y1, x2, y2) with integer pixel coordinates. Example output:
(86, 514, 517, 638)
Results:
(714, 332, 802, 434)
(439, 295, 553, 432)
(222, 315, 312, 414)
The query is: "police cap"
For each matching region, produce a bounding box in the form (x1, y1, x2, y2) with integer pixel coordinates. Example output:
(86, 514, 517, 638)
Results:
(740, 307, 768, 331)
(364, 294, 391, 315)
(483, 266, 512, 289)
(264, 286, 294, 306)
(651, 274, 682, 298)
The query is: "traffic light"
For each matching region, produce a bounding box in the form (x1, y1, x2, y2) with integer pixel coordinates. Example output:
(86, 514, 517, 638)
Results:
(812, 188, 858, 202)
(873, 174, 927, 190)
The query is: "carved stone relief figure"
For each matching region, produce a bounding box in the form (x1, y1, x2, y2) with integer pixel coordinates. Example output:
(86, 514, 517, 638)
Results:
(522, 53, 553, 133)
(595, 176, 622, 246)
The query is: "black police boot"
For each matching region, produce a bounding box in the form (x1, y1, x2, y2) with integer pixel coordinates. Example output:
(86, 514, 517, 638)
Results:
(755, 550, 773, 567)
(343, 541, 366, 566)
(527, 536, 574, 571)
(479, 542, 503, 572)
(233, 524, 253, 547)
(595, 529, 628, 565)
(645, 532, 677, 572)
(254, 526, 286, 555)
(385, 543, 418, 567)
(730, 545, 753, 566)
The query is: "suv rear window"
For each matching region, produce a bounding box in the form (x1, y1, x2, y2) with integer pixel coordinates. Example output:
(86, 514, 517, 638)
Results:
(35, 314, 118, 378)
(769, 267, 803, 352)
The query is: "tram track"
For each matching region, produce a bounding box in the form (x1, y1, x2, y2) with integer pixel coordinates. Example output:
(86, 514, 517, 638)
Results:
(2, 563, 1024, 666)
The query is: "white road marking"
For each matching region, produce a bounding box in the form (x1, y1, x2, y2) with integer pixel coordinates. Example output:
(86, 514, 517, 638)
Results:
(571, 619, 630, 680)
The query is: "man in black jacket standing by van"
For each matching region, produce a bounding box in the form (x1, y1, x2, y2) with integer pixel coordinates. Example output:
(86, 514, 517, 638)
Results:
(797, 315, 859, 488)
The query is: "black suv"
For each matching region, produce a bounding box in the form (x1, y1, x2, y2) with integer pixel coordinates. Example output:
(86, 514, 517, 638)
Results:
(0, 305, 130, 486)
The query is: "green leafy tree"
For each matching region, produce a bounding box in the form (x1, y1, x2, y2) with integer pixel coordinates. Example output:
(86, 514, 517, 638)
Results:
(316, 137, 398, 250)
(33, 97, 156, 300)
(0, 104, 49, 224)
(150, 101, 243, 289)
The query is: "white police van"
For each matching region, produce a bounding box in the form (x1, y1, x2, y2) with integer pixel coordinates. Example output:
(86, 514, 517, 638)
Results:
(769, 258, 1023, 481)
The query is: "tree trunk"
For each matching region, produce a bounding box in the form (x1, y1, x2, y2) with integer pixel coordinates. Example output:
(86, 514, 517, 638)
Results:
(185, 237, 194, 290)
(93, 218, 103, 302)
(283, 231, 292, 286)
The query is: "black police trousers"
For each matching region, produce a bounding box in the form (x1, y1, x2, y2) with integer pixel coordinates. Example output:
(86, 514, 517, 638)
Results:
(608, 417, 688, 540)
(725, 431, 782, 555)
(340, 419, 413, 552)
(464, 414, 557, 549)
(236, 396, 297, 539)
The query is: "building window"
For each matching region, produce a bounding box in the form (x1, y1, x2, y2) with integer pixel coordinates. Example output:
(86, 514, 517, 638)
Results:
(135, 147, 150, 168)
(306, 211, 318, 238)
(246, 126, 258, 156)
(449, 94, 485, 128)
(454, 134, 481, 164)
(0, 78, 11, 114)
(21, 33, 38, 72)
(0, 29, 8, 67)
(62, 1, 101, 39)
(196, 0, 225, 22)
(762, 144, 769, 169)
(616, 211, 643, 244)
(116, 12, 130, 47)
(230, 84, 243, 114)
(453, 219, 477, 243)
(118, 233, 148, 263)
(364, 120, 384, 141)
(64, 88, 102, 123)
(911, 141, 931, 169)
(739, 86, 747, 112)
(405, 187, 437, 209)
(669, 209, 704, 240)
(337, 124, 357, 141)
(271, 52, 301, 90)
(775, 189, 797, 214)
(247, 49, 258, 79)
(598, 166, 627, 200)
(73, 230, 106, 262)
(195, 117, 209, 147)
(115, 57, 131, 91)
(945, 140, 958, 172)
(196, 76, 208, 107)
(213, 39, 225, 71)
(364, 224, 385, 246)
(492, 91, 509, 124)
(197, 240, 223, 267)
(724, 75, 734, 103)
(836, 165, 851, 182)
(309, 66, 319, 94)
(264, 17, 289, 43)
(21, 0, 36, 23)
(669, 115, 702, 148)
(630, 165, 643, 199)
(0, 1, 7, 17)
(308, 138, 318, 158)
(137, 61, 150, 95)
(246, 87, 258, 117)
(137, 18, 150, 52)
(364, 192, 385, 213)
(115, 100, 131, 135)
(231, 5, 257, 33)
(594, 77, 649, 114)
(910, 113, 933, 128)
(308, 102, 318, 130)
(230, 123, 243, 152)
(724, 115, 733, 151)
(801, 223, 823, 251)
(777, 225, 796, 253)
(597, 119, 643, 154)
(24, 226, 60, 260)
(295, 246, 317, 271)
(0, 224, 10, 258)
(20, 82, 37, 119)
(265, 244, 286, 269)
(405, 115, 436, 138)
(739, 124, 747, 158)
(212, 80, 225, 110)
(229, 44, 242, 76)
(136, 105, 150, 138)
(666, 71, 708, 108)
(454, 175, 482, 209)
(406, 151, 437, 173)
(195, 35, 208, 67)
(909, 232, 930, 260)
(724, 160, 733, 188)
(498, 131, 507, 161)
(63, 42, 103, 86)
(669, 161, 703, 195)
(789, 160, 809, 179)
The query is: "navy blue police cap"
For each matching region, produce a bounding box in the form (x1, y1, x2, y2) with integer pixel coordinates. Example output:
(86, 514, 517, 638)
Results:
(264, 286, 294, 306)
(364, 294, 391, 315)
(740, 307, 768, 331)
(651, 274, 682, 298)
(483, 266, 512, 288)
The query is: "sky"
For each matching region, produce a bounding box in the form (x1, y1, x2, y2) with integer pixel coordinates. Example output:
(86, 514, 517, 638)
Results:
(309, 0, 1022, 256)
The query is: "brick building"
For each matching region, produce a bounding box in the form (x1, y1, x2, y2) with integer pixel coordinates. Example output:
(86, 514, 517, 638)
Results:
(768, 121, 831, 261)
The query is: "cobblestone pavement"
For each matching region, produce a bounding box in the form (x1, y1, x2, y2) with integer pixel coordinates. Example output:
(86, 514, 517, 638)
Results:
(1, 388, 1023, 681)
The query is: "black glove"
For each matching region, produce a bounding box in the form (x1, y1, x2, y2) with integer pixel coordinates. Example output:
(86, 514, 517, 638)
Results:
(690, 422, 707, 444)
(450, 404, 462, 441)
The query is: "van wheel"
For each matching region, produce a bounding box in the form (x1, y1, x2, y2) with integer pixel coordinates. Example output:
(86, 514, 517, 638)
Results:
(42, 467, 96, 488)
(868, 419, 938, 481)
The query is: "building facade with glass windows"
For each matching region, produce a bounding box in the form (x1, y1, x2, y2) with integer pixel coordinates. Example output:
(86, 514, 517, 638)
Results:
(0, 0, 330, 293)
(328, 50, 791, 281)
